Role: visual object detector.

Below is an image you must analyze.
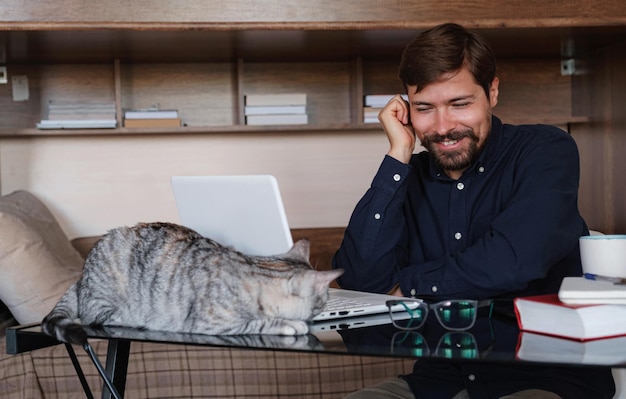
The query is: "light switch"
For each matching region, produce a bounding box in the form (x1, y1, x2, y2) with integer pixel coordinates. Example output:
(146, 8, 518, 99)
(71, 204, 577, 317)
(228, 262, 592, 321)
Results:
(12, 75, 29, 101)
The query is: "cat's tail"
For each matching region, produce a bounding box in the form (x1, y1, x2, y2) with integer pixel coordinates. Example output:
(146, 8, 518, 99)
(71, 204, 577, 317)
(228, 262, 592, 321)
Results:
(42, 283, 88, 346)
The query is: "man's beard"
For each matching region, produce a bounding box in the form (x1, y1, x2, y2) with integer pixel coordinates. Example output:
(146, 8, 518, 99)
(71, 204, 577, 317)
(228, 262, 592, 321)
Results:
(421, 129, 480, 172)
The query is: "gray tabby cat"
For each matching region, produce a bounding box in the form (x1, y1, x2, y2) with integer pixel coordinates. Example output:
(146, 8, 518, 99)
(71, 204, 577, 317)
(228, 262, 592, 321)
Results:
(42, 222, 343, 346)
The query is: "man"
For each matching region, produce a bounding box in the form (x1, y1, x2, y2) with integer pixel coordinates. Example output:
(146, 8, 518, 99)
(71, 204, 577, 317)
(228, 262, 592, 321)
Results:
(333, 23, 614, 398)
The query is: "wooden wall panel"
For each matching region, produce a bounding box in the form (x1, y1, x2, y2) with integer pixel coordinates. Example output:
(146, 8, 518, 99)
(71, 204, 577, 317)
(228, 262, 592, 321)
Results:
(496, 58, 581, 125)
(242, 62, 352, 126)
(571, 41, 626, 234)
(613, 61, 626, 234)
(120, 63, 235, 127)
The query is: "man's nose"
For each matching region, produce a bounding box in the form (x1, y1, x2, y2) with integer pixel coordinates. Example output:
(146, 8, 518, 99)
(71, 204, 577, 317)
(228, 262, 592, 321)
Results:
(433, 109, 456, 135)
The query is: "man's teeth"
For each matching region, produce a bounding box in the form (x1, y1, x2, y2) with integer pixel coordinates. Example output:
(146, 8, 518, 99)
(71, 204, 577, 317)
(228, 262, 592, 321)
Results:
(442, 140, 458, 146)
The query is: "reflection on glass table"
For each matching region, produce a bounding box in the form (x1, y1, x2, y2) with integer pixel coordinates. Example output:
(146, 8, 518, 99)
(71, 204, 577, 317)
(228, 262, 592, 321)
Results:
(390, 329, 495, 360)
(516, 331, 626, 366)
(334, 300, 510, 363)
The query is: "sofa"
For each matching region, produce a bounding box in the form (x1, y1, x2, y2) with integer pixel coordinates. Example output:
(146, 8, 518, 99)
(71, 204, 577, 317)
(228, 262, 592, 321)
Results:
(0, 190, 414, 398)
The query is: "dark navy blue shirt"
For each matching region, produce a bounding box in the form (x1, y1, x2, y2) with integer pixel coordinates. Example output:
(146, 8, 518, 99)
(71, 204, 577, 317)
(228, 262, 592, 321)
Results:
(333, 116, 615, 398)
(333, 116, 588, 300)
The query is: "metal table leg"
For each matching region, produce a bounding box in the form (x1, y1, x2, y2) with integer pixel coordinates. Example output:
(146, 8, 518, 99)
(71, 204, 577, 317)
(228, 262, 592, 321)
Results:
(80, 339, 130, 399)
(65, 344, 96, 399)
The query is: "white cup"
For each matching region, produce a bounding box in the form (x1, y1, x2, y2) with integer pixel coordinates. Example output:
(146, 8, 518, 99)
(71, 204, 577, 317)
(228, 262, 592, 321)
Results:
(579, 235, 626, 278)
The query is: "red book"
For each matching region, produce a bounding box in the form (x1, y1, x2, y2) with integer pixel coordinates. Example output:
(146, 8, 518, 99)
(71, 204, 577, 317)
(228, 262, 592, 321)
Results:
(514, 294, 626, 341)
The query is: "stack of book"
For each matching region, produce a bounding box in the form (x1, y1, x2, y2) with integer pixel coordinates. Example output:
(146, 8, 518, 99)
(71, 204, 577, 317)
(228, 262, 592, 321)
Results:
(514, 277, 626, 341)
(124, 109, 181, 128)
(244, 93, 308, 126)
(514, 279, 626, 365)
(37, 100, 117, 129)
(362, 94, 408, 124)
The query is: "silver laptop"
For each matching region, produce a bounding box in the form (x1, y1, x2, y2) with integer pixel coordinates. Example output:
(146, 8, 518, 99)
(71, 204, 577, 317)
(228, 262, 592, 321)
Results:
(171, 174, 416, 324)
(171, 175, 293, 256)
(310, 311, 409, 333)
(313, 288, 417, 321)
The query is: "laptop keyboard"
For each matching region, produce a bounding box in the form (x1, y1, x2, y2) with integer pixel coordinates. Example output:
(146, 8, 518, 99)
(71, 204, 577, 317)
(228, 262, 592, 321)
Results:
(323, 296, 373, 312)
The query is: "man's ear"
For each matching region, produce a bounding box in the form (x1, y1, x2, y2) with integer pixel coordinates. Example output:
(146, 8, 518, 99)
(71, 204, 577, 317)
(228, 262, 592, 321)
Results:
(489, 77, 500, 107)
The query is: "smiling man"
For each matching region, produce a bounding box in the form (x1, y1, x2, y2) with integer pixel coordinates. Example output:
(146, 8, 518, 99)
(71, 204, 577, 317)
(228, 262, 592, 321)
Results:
(384, 67, 497, 180)
(333, 23, 614, 398)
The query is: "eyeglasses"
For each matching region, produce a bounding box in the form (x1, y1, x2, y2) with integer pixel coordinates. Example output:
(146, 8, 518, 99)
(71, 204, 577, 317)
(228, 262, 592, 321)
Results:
(385, 299, 493, 331)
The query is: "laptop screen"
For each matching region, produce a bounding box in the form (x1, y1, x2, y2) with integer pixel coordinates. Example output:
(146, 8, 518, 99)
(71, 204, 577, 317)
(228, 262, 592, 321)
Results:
(171, 175, 293, 256)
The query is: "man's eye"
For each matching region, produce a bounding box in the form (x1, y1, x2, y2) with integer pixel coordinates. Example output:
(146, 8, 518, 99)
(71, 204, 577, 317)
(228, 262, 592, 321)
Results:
(416, 107, 432, 112)
(452, 102, 470, 108)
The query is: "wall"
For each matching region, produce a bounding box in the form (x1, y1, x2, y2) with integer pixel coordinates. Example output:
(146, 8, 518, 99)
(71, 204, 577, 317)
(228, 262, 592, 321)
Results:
(0, 131, 389, 238)
(571, 40, 626, 234)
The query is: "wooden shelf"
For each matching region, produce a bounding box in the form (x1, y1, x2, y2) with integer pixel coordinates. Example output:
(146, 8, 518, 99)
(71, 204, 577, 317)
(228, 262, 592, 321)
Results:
(2, 26, 626, 64)
(1, 0, 624, 237)
(0, 123, 383, 138)
(0, 116, 592, 138)
(0, 1, 624, 137)
(0, 53, 591, 135)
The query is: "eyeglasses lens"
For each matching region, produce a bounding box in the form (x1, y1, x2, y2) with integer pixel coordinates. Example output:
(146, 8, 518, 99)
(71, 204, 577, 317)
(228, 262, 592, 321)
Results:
(390, 301, 427, 330)
(434, 300, 477, 330)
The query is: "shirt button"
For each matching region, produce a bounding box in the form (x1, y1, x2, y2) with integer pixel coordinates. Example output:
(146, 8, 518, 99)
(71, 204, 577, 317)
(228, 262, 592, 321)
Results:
(468, 374, 476, 381)
(454, 232, 462, 240)
(431, 285, 438, 293)
(393, 173, 401, 182)
(410, 288, 416, 297)
(456, 182, 464, 190)
(374, 213, 381, 220)
(478, 166, 485, 173)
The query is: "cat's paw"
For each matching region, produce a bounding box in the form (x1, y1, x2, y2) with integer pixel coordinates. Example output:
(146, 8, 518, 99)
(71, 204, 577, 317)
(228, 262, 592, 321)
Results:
(278, 320, 309, 336)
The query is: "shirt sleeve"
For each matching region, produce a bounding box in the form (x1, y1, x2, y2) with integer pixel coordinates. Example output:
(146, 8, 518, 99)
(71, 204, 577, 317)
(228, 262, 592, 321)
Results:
(332, 155, 413, 293)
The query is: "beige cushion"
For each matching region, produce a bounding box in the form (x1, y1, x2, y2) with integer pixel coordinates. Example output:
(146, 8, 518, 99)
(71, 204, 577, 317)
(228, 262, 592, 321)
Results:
(0, 190, 83, 324)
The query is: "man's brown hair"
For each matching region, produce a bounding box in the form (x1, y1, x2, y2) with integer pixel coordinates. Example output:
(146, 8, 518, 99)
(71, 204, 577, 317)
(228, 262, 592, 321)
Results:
(399, 23, 497, 97)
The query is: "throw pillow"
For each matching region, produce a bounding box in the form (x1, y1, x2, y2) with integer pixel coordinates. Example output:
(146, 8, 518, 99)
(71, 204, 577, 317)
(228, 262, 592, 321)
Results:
(0, 190, 84, 324)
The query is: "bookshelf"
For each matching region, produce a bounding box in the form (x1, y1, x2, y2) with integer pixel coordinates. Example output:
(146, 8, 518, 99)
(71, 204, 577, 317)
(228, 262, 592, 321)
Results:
(0, 0, 625, 237)
(1, 24, 622, 136)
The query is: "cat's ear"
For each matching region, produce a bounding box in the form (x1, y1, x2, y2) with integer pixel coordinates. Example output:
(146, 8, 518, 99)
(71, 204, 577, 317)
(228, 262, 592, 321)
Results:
(314, 269, 344, 292)
(287, 239, 310, 262)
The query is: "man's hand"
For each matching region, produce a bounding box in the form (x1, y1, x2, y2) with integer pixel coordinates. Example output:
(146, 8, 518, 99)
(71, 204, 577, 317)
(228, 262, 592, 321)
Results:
(378, 94, 416, 164)
(387, 284, 404, 297)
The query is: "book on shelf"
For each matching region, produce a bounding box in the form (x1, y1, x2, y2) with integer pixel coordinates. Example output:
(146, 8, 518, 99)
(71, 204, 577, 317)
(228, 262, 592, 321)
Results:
(47, 111, 116, 121)
(244, 93, 307, 107)
(558, 276, 626, 305)
(244, 105, 306, 116)
(245, 113, 308, 126)
(516, 331, 626, 365)
(124, 109, 179, 119)
(46, 100, 116, 121)
(37, 119, 117, 129)
(514, 293, 626, 341)
(363, 106, 382, 123)
(124, 118, 181, 128)
(363, 107, 382, 118)
(364, 94, 408, 107)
